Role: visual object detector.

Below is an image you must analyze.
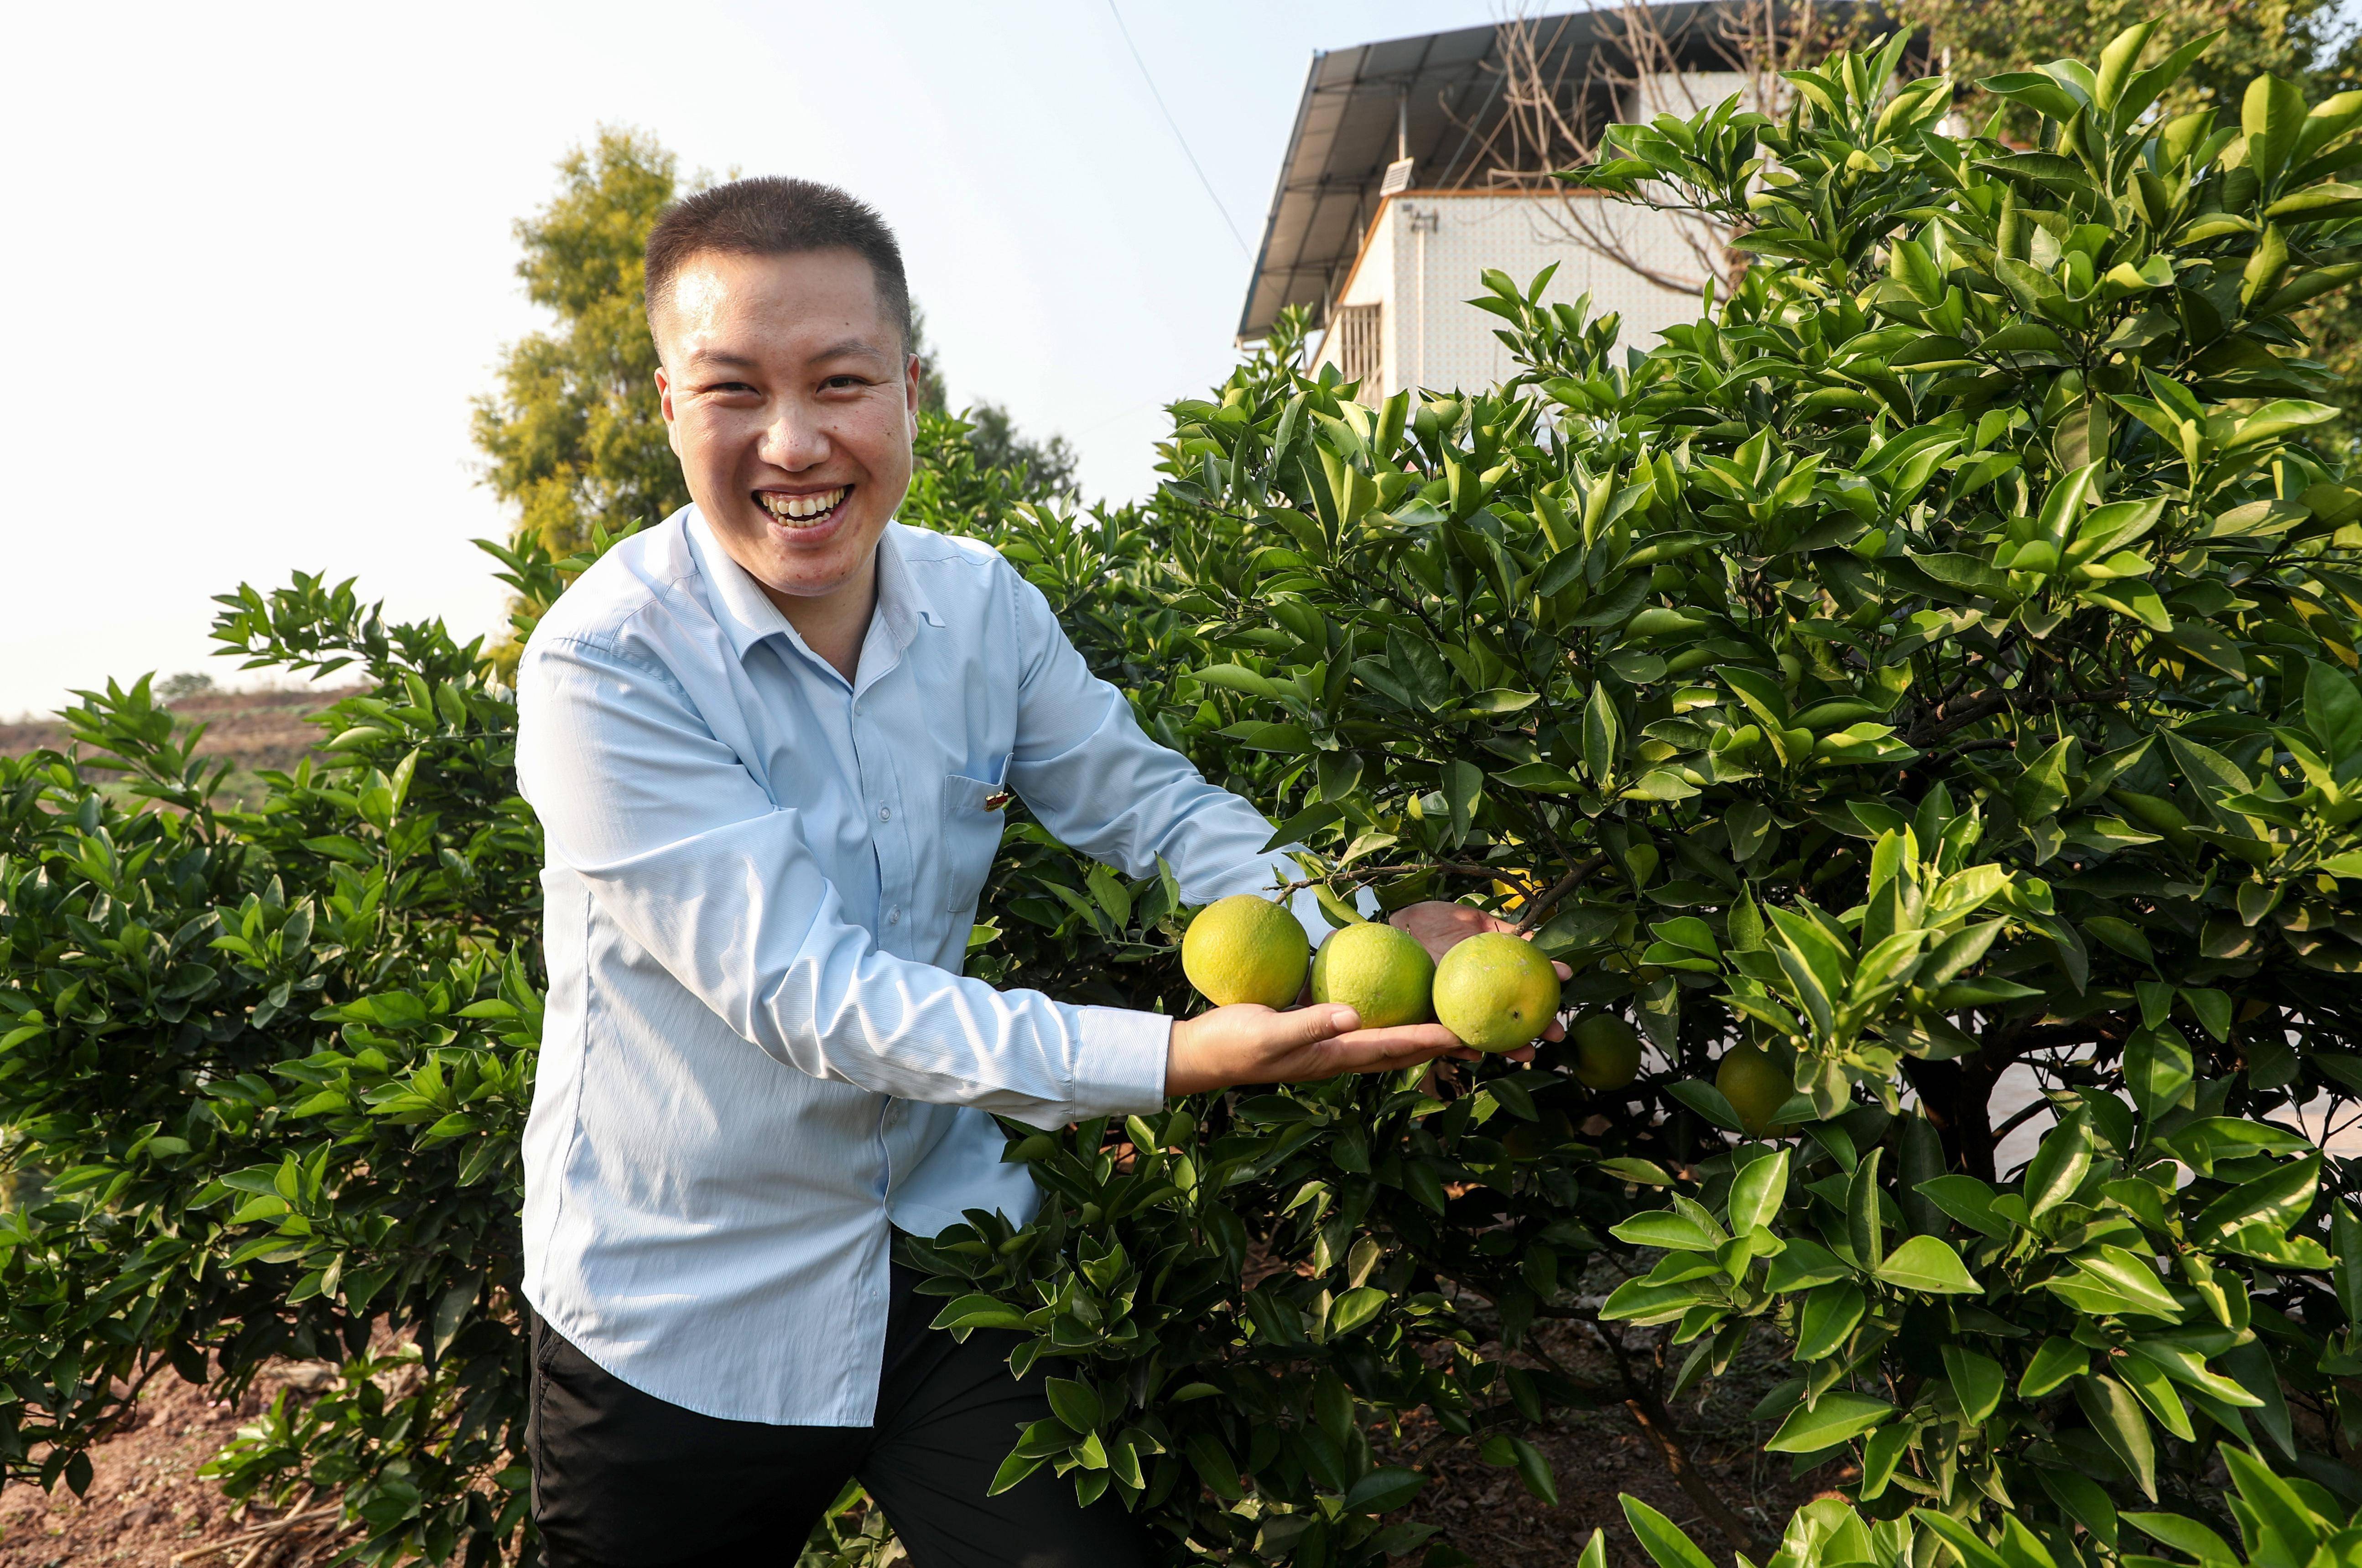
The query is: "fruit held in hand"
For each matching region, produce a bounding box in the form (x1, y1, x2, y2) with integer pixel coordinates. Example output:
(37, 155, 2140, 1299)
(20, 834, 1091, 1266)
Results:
(1569, 1013, 1643, 1089)
(1716, 1043, 1792, 1136)
(1182, 895, 1310, 1008)
(1310, 921, 1435, 1028)
(1431, 933, 1561, 1052)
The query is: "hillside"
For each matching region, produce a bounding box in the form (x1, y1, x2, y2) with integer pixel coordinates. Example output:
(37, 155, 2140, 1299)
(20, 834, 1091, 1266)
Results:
(0, 685, 364, 800)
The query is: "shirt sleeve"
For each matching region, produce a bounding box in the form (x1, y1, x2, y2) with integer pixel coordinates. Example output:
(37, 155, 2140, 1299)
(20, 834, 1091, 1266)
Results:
(515, 632, 1170, 1129)
(1001, 571, 1334, 947)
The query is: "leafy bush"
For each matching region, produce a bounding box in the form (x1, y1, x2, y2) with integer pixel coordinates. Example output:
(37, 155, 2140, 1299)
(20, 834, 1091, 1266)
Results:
(910, 20, 2362, 1561)
(10, 22, 2362, 1568)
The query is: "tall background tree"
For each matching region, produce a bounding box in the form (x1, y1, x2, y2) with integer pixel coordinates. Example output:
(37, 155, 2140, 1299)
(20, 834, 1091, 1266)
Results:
(469, 128, 690, 562)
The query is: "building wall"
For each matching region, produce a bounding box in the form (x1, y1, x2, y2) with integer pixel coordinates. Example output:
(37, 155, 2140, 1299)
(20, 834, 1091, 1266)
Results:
(1630, 70, 1783, 123)
(1312, 190, 1711, 402)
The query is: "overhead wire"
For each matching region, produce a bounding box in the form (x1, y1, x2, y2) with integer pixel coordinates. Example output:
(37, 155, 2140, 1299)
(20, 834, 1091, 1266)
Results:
(1103, 0, 1252, 256)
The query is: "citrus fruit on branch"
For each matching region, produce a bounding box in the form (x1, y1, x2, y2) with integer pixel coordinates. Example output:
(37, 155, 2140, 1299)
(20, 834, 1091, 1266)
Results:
(1309, 920, 1435, 1028)
(1715, 1044, 1792, 1137)
(1181, 895, 1309, 1008)
(1568, 1013, 1643, 1090)
(1431, 933, 1561, 1053)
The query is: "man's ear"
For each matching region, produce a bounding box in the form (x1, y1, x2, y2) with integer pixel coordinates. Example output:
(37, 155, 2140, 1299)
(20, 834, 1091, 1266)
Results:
(904, 352, 924, 436)
(655, 367, 682, 456)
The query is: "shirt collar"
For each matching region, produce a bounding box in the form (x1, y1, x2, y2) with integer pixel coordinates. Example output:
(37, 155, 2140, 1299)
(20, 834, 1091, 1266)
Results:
(684, 509, 942, 668)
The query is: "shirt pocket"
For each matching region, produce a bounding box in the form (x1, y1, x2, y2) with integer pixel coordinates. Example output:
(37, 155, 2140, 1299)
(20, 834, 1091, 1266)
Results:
(940, 773, 1009, 913)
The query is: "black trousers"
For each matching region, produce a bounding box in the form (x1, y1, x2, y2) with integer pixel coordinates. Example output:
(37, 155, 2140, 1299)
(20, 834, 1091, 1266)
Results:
(527, 1261, 1149, 1568)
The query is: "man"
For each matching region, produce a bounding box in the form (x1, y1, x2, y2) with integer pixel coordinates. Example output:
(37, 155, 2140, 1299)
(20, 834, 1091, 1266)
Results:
(515, 177, 1560, 1567)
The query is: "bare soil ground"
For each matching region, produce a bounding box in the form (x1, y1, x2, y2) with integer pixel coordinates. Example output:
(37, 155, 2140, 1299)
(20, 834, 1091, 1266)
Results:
(1393, 1314, 1838, 1568)
(0, 1366, 353, 1567)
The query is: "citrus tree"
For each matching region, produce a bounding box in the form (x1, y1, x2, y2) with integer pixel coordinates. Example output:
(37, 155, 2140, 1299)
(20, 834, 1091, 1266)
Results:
(907, 20, 2362, 1562)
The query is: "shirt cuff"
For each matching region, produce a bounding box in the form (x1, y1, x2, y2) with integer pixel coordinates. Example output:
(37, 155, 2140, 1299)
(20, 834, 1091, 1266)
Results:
(1071, 1006, 1172, 1121)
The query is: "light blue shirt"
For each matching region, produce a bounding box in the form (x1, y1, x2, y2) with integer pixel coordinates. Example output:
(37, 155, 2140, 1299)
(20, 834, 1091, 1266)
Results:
(514, 507, 1316, 1425)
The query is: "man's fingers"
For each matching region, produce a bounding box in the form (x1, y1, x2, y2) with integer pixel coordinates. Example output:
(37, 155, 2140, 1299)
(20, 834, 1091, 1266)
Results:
(1551, 961, 1573, 980)
(1337, 1023, 1460, 1052)
(1276, 1003, 1359, 1043)
(1322, 1023, 1461, 1074)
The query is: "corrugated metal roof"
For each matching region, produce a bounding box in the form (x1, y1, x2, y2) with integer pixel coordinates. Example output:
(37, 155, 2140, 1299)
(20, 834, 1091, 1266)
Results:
(1237, 3, 1736, 342)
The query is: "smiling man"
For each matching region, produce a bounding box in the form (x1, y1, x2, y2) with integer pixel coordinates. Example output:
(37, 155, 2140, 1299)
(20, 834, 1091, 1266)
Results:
(513, 178, 1554, 1567)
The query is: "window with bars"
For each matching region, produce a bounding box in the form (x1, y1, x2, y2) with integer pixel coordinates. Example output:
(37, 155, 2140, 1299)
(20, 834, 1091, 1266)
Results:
(1330, 303, 1383, 403)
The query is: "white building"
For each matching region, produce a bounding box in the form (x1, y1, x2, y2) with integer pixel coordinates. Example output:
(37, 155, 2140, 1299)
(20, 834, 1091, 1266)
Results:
(1238, 10, 1779, 402)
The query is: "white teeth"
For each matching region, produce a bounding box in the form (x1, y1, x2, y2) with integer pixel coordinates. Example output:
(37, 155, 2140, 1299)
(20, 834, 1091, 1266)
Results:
(761, 487, 847, 523)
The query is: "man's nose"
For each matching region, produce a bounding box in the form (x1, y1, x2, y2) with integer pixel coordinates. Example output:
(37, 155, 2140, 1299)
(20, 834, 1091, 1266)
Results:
(760, 405, 832, 470)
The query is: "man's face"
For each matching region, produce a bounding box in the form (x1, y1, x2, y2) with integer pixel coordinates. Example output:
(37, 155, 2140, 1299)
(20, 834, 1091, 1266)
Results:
(652, 248, 920, 609)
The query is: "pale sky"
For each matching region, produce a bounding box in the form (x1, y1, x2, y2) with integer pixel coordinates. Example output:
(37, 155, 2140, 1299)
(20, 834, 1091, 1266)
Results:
(0, 0, 1522, 721)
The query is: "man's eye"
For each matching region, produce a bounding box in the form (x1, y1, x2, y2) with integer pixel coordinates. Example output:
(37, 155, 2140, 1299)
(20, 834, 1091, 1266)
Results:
(822, 375, 865, 390)
(703, 382, 757, 395)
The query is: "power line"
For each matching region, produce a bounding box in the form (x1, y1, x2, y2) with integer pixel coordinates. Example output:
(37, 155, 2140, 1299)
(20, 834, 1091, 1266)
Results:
(1104, 0, 1251, 256)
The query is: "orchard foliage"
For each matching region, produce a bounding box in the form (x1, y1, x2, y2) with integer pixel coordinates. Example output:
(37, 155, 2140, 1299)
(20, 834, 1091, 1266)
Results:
(9, 22, 2362, 1568)
(928, 19, 2362, 1561)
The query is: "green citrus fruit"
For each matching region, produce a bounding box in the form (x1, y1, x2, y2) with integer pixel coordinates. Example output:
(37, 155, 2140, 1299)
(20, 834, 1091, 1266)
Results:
(1431, 933, 1561, 1053)
(1182, 895, 1309, 1008)
(1716, 1044, 1792, 1136)
(1310, 921, 1435, 1028)
(1569, 1013, 1643, 1090)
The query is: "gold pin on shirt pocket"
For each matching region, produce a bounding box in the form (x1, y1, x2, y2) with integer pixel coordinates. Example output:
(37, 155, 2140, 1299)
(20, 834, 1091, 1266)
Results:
(942, 772, 1011, 913)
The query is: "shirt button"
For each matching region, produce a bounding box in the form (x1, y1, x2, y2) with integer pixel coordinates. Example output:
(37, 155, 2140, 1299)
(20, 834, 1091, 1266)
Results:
(888, 907, 901, 924)
(879, 805, 891, 822)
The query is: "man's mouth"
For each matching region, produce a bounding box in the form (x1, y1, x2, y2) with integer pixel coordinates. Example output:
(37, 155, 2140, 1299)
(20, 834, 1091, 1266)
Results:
(756, 486, 851, 528)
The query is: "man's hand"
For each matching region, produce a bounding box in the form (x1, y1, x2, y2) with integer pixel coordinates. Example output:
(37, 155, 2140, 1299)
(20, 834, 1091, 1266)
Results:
(1166, 1004, 1461, 1096)
(1387, 901, 1573, 1061)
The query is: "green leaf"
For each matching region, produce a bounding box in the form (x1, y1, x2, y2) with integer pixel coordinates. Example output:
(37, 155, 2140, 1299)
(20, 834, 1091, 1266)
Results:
(1875, 1235, 1981, 1294)
(1727, 1148, 1790, 1234)
(1620, 1495, 1720, 1568)
(2306, 660, 2362, 759)
(1765, 1390, 1895, 1452)
(1944, 1345, 2005, 1424)
(1919, 1174, 2009, 1238)
(1506, 1435, 1557, 1504)
(1186, 1433, 1243, 1500)
(1665, 1078, 1746, 1132)
(1584, 683, 1621, 785)
(2123, 1512, 2236, 1566)
(1794, 1282, 1867, 1360)
(2075, 1374, 2159, 1499)
(1847, 1147, 1886, 1272)
(1342, 1466, 1426, 1513)
(2193, 1154, 2320, 1242)
(1442, 759, 1483, 844)
(2126, 1024, 2196, 1119)
(2021, 1336, 2088, 1398)
(2220, 1445, 2315, 1558)
(2022, 1113, 2092, 1218)
(1328, 1285, 1389, 1336)
(2114, 1347, 2196, 1440)
(1193, 663, 1280, 699)
(2034, 1466, 2119, 1547)
(1765, 1237, 1852, 1290)
(1611, 1211, 1723, 1251)
(1043, 1376, 1102, 1433)
(1915, 1511, 2015, 1568)
(932, 1293, 1031, 1332)
(2079, 580, 2172, 631)
(1600, 1276, 1717, 1325)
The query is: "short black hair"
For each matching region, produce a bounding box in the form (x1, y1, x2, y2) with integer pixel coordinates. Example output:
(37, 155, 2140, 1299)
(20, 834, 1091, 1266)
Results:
(643, 177, 912, 353)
